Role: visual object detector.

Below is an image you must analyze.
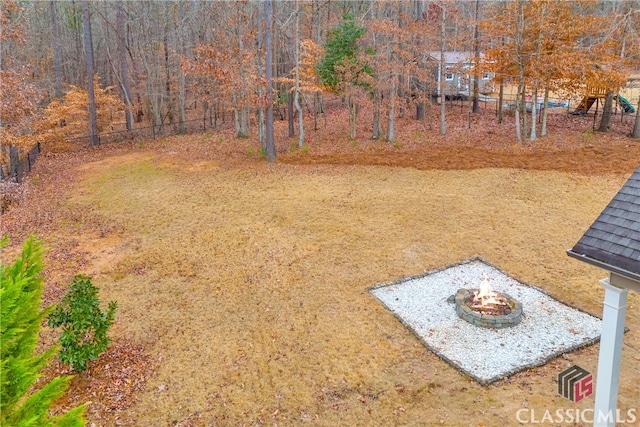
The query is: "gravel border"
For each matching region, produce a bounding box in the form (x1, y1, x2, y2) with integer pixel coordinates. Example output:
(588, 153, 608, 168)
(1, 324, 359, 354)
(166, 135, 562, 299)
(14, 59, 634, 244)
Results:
(370, 257, 603, 385)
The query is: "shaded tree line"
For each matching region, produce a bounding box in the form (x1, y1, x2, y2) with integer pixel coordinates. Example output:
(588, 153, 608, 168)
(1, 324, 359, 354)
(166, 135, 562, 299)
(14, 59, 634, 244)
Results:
(2, 0, 639, 166)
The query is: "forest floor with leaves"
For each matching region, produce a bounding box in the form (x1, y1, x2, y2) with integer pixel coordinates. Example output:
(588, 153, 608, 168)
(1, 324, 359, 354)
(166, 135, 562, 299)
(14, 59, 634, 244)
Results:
(2, 105, 639, 426)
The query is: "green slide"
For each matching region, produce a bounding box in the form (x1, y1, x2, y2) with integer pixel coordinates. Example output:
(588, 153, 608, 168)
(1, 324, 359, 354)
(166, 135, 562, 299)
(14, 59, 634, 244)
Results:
(618, 95, 636, 113)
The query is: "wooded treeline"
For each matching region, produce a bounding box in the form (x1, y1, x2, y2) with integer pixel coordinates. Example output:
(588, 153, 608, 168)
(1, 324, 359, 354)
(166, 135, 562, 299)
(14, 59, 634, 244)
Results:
(2, 0, 640, 164)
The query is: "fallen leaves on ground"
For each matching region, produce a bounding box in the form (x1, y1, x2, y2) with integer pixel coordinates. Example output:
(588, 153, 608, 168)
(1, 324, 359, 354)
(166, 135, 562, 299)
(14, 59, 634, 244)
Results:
(42, 340, 154, 427)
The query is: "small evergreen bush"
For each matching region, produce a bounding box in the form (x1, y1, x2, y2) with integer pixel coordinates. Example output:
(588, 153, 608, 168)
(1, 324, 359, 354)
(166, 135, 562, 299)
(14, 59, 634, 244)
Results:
(0, 236, 86, 426)
(48, 275, 117, 373)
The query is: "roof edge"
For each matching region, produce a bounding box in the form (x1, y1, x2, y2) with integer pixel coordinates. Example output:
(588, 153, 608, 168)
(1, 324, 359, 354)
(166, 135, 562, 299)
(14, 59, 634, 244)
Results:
(567, 249, 640, 283)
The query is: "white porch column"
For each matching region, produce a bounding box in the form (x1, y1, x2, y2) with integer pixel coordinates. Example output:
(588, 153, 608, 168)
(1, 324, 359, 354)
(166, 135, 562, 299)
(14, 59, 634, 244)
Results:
(593, 276, 628, 427)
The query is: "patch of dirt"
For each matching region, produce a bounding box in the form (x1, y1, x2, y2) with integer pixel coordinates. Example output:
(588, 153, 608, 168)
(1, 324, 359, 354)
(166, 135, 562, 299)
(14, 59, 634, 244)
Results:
(280, 142, 640, 175)
(278, 108, 640, 176)
(42, 340, 155, 426)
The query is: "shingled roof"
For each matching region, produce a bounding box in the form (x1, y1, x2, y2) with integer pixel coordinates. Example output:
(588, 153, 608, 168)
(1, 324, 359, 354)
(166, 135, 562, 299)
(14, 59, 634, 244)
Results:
(567, 166, 640, 282)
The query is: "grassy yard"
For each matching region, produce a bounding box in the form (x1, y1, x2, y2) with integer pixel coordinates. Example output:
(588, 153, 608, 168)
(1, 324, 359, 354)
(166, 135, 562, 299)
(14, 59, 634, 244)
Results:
(4, 142, 637, 426)
(2, 104, 640, 425)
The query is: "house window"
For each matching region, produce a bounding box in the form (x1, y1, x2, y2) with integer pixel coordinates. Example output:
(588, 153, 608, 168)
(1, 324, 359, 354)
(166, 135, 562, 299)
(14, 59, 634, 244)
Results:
(445, 73, 454, 81)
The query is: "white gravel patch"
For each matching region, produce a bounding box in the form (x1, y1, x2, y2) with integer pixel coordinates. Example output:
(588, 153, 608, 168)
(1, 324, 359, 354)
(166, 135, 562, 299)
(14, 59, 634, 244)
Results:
(370, 258, 602, 384)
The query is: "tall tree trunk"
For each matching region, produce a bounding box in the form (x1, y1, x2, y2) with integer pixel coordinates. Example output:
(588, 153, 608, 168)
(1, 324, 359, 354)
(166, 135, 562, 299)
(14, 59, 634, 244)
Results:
(240, 106, 249, 137)
(314, 92, 320, 131)
(597, 91, 614, 132)
(294, 85, 303, 149)
(514, 0, 524, 143)
(72, 0, 84, 85)
(472, 0, 480, 113)
(387, 74, 396, 142)
(258, 105, 265, 148)
(314, 0, 323, 132)
(371, 0, 381, 140)
(256, 3, 265, 148)
(294, 0, 304, 149)
(439, 5, 446, 136)
(515, 81, 522, 142)
(82, 1, 98, 146)
(264, 0, 276, 162)
(397, 76, 405, 119)
(177, 64, 186, 133)
(520, 83, 529, 139)
(540, 87, 549, 137)
(173, 6, 186, 134)
(288, 89, 295, 137)
(373, 90, 381, 140)
(287, 0, 295, 139)
(416, 101, 425, 121)
(396, 2, 405, 119)
(235, 5, 249, 138)
(49, 0, 63, 100)
(163, 33, 172, 124)
(410, 3, 426, 121)
(521, 84, 528, 139)
(386, 21, 396, 143)
(632, 97, 640, 139)
(117, 2, 133, 131)
(349, 95, 358, 139)
(497, 79, 504, 124)
(233, 104, 241, 137)
(530, 86, 537, 141)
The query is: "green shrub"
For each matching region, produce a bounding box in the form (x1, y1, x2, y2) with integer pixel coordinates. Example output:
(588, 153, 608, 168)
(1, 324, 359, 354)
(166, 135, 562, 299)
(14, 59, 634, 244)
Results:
(0, 236, 86, 426)
(48, 275, 117, 373)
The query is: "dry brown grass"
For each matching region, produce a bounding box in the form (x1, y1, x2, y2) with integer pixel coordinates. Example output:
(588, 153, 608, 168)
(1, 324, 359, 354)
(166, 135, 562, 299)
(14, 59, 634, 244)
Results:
(2, 107, 639, 426)
(38, 152, 636, 426)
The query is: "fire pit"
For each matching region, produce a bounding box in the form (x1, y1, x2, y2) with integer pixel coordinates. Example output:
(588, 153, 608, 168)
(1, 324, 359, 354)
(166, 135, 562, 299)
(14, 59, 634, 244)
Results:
(453, 276, 523, 328)
(370, 257, 603, 385)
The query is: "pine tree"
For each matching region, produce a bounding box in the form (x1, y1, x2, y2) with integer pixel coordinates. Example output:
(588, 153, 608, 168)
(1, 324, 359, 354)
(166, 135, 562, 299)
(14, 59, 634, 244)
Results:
(318, 14, 370, 139)
(0, 236, 86, 426)
(317, 13, 367, 92)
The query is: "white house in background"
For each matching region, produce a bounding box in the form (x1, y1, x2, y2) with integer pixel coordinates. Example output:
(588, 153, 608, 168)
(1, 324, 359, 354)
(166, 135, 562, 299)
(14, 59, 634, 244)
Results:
(426, 51, 494, 98)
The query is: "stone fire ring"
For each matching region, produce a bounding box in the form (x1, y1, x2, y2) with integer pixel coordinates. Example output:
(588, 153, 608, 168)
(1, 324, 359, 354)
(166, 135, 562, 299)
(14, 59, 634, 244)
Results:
(369, 257, 604, 385)
(454, 288, 523, 328)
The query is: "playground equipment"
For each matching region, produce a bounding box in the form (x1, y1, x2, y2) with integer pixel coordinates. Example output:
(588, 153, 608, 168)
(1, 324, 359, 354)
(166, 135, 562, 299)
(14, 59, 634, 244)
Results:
(572, 96, 598, 114)
(571, 86, 607, 115)
(618, 94, 636, 113)
(572, 87, 636, 115)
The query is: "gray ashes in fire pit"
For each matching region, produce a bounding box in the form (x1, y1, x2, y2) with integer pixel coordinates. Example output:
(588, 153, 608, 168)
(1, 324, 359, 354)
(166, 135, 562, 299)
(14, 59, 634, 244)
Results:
(370, 257, 602, 385)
